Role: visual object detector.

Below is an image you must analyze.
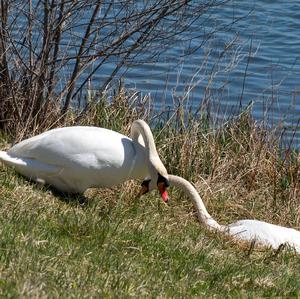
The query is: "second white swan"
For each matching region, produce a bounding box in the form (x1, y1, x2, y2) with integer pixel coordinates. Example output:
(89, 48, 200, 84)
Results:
(167, 174, 300, 253)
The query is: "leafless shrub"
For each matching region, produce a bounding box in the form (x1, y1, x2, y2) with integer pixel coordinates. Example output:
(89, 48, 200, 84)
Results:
(0, 0, 233, 140)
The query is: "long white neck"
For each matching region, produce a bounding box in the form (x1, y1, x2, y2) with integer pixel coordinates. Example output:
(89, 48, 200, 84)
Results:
(130, 120, 167, 176)
(168, 175, 221, 231)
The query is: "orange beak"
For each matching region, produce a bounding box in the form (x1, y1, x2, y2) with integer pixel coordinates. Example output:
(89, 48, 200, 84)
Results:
(157, 182, 169, 203)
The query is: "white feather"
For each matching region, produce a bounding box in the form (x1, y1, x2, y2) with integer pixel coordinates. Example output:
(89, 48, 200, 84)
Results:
(169, 175, 300, 253)
(0, 120, 168, 195)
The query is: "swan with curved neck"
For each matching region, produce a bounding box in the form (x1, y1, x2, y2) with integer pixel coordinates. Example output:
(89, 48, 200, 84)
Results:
(0, 120, 169, 200)
(168, 174, 300, 253)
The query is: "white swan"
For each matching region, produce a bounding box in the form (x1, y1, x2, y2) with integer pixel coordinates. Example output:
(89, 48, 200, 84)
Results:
(0, 120, 169, 201)
(167, 174, 300, 253)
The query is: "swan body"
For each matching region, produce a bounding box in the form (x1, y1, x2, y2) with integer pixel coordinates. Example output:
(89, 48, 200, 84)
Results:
(0, 120, 169, 199)
(168, 175, 300, 253)
(227, 219, 300, 251)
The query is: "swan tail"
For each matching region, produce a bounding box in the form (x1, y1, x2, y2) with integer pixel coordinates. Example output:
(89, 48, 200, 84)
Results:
(0, 151, 27, 167)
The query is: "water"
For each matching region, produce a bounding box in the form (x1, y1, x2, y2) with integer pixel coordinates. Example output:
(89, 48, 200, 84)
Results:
(94, 1, 300, 148)
(10, 1, 300, 148)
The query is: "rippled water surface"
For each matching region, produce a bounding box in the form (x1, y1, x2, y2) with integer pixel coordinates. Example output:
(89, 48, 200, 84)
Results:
(95, 1, 300, 147)
(17, 1, 296, 146)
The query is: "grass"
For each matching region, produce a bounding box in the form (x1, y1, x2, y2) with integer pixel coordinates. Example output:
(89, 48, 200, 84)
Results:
(1, 167, 300, 298)
(1, 94, 300, 297)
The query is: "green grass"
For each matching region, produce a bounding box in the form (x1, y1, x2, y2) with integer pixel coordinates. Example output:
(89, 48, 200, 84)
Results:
(1, 166, 300, 298)
(1, 96, 300, 297)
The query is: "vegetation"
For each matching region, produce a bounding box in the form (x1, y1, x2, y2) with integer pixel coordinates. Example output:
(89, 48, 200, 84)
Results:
(0, 0, 233, 140)
(1, 94, 300, 297)
(1, 1, 299, 297)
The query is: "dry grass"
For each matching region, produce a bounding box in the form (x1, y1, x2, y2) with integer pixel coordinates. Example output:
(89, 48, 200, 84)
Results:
(157, 111, 300, 228)
(1, 93, 300, 297)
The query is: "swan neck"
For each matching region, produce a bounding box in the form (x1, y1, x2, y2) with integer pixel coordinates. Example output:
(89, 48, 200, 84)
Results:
(168, 175, 221, 231)
(131, 120, 159, 161)
(130, 120, 168, 180)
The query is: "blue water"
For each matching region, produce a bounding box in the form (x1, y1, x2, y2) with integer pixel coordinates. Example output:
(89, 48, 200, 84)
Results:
(95, 1, 300, 147)
(13, 1, 300, 147)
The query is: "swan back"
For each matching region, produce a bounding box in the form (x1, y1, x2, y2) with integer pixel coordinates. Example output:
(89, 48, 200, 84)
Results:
(4, 126, 148, 192)
(227, 219, 300, 252)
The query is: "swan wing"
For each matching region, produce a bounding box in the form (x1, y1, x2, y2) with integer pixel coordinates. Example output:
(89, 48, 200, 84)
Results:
(4, 126, 145, 192)
(8, 126, 133, 169)
(8, 126, 126, 159)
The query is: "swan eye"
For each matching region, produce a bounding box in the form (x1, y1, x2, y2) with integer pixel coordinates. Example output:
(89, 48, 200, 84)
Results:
(157, 173, 169, 187)
(139, 178, 151, 196)
(141, 178, 151, 187)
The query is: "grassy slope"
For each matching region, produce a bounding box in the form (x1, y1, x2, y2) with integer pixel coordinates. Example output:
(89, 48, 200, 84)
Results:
(1, 101, 300, 297)
(1, 167, 300, 298)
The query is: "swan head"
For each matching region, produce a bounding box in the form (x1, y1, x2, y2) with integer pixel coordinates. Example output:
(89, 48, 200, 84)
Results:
(139, 173, 170, 202)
